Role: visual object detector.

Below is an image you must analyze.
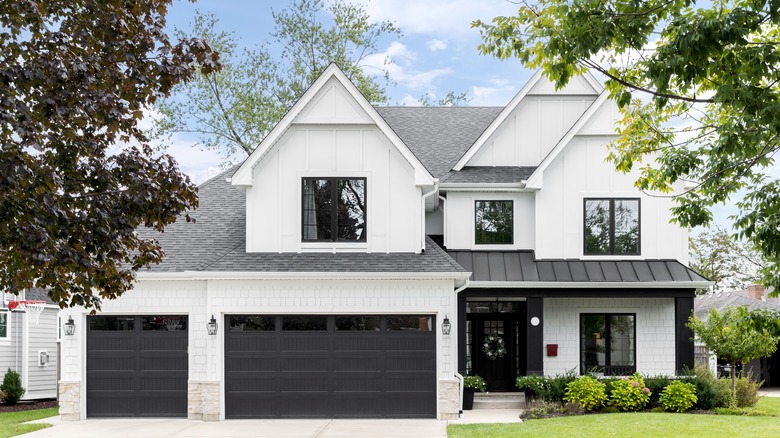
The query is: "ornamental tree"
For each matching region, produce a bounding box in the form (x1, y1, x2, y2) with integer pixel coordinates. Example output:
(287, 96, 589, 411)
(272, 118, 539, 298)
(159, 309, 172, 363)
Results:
(0, 1, 220, 310)
(688, 306, 780, 402)
(474, 1, 780, 296)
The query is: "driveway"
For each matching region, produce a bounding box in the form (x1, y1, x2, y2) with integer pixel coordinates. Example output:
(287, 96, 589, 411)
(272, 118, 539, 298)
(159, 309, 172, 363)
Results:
(22, 417, 448, 438)
(22, 409, 521, 437)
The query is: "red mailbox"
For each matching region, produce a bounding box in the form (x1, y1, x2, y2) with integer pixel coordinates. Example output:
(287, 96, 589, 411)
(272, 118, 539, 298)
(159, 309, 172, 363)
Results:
(546, 344, 558, 357)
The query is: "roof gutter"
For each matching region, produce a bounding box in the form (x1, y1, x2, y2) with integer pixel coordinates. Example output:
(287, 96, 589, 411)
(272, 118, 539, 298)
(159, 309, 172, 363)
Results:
(439, 181, 529, 192)
(467, 280, 713, 289)
(136, 271, 472, 282)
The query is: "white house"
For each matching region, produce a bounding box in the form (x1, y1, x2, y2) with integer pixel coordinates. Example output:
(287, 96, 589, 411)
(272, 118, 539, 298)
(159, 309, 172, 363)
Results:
(57, 64, 709, 421)
(1, 288, 59, 400)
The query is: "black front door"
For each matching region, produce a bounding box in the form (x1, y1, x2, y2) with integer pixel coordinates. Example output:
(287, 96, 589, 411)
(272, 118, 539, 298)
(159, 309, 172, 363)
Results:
(468, 308, 524, 392)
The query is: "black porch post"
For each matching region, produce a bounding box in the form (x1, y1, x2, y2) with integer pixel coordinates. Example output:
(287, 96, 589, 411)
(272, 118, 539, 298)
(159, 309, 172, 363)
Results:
(458, 295, 467, 373)
(675, 296, 695, 374)
(526, 297, 544, 376)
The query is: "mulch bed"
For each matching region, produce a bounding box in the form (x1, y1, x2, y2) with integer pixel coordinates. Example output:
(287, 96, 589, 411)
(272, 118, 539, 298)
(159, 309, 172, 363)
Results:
(0, 399, 57, 413)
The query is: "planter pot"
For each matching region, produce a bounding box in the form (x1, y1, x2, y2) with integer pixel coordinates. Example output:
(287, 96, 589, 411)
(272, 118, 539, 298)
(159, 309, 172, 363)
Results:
(463, 387, 476, 410)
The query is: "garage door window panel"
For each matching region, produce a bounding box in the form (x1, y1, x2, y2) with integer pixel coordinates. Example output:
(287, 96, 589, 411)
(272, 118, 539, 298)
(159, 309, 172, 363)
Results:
(282, 316, 327, 331)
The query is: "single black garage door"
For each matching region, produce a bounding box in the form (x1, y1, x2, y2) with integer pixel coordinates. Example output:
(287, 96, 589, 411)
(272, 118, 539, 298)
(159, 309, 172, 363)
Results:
(225, 315, 436, 418)
(86, 315, 188, 417)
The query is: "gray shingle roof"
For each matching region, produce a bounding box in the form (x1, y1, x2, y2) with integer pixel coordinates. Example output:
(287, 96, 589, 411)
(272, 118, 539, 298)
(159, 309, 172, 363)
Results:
(695, 289, 780, 320)
(138, 168, 464, 274)
(25, 287, 54, 305)
(441, 166, 537, 184)
(447, 250, 708, 284)
(375, 106, 502, 179)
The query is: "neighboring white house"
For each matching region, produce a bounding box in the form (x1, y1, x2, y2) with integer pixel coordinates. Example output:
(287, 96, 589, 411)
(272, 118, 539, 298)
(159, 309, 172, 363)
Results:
(57, 64, 709, 421)
(1, 288, 59, 400)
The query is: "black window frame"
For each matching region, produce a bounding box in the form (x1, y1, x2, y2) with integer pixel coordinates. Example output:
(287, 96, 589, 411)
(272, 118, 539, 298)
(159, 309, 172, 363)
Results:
(474, 200, 514, 245)
(583, 198, 640, 255)
(301, 177, 367, 243)
(580, 313, 637, 375)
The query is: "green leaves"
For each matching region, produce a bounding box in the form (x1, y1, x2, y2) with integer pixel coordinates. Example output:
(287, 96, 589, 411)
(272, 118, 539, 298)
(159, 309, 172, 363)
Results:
(476, 1, 780, 295)
(153, 0, 400, 162)
(0, 1, 216, 310)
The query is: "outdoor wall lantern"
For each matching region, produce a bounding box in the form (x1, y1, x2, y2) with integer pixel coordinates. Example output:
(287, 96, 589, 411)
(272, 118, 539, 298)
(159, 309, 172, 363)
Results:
(530, 316, 540, 327)
(207, 315, 218, 336)
(441, 315, 451, 335)
(63, 316, 76, 336)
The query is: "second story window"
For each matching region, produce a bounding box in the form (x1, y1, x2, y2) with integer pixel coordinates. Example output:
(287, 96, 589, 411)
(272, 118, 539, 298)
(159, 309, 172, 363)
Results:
(302, 178, 366, 242)
(584, 198, 640, 255)
(475, 200, 513, 245)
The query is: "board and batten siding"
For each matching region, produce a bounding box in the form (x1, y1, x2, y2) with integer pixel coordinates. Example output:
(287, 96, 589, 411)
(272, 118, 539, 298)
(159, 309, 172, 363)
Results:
(533, 100, 688, 262)
(444, 192, 535, 251)
(245, 77, 421, 254)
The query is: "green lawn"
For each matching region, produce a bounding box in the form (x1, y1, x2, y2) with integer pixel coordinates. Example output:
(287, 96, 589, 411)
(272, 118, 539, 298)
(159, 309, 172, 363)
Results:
(0, 408, 58, 438)
(448, 398, 780, 438)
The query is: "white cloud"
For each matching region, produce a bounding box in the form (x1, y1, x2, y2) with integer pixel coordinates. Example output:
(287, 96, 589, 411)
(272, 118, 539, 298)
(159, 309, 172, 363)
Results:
(362, 0, 518, 37)
(426, 39, 447, 51)
(399, 95, 422, 106)
(362, 41, 452, 91)
(470, 85, 516, 106)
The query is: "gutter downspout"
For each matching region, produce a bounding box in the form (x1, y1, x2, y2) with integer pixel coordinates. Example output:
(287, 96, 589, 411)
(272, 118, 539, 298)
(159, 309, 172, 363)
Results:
(453, 279, 469, 415)
(439, 195, 447, 248)
(421, 180, 439, 252)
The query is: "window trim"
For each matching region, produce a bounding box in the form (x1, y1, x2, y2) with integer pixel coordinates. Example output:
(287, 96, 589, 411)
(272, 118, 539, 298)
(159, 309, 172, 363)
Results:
(474, 200, 514, 245)
(301, 177, 367, 243)
(0, 311, 9, 341)
(583, 198, 641, 256)
(579, 312, 637, 375)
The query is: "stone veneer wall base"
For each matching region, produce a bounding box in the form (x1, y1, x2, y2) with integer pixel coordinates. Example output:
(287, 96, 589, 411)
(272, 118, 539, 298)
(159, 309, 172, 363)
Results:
(58, 381, 81, 421)
(439, 380, 460, 420)
(188, 381, 220, 421)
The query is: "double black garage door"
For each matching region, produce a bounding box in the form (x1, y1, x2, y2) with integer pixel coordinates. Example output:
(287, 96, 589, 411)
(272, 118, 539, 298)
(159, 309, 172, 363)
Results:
(86, 314, 436, 418)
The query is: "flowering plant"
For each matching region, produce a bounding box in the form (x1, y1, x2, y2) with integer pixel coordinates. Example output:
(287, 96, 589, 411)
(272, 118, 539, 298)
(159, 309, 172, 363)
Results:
(609, 373, 651, 411)
(482, 332, 507, 360)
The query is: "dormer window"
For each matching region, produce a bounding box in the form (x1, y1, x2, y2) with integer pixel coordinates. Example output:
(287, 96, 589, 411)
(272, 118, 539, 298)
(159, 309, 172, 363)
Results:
(475, 200, 513, 245)
(302, 178, 366, 242)
(584, 198, 640, 255)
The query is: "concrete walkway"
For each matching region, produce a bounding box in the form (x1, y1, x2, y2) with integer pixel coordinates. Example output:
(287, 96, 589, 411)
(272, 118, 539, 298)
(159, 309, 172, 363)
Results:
(759, 388, 780, 398)
(21, 409, 522, 438)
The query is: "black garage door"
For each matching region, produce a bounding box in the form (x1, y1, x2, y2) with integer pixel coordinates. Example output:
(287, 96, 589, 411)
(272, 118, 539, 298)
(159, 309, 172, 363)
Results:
(86, 315, 188, 417)
(225, 315, 436, 418)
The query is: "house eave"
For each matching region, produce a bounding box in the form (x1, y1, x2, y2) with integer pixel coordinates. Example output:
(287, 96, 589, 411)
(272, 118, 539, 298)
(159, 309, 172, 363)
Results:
(466, 280, 713, 289)
(439, 181, 529, 192)
(136, 270, 472, 283)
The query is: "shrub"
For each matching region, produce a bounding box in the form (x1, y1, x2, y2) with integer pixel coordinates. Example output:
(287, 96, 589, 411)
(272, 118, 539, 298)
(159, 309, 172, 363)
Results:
(522, 399, 563, 419)
(684, 365, 732, 409)
(516, 375, 548, 401)
(516, 369, 577, 402)
(644, 376, 672, 407)
(601, 406, 619, 414)
(714, 406, 748, 416)
(463, 375, 486, 392)
(0, 368, 25, 405)
(564, 376, 607, 411)
(609, 373, 651, 411)
(659, 380, 698, 412)
(651, 406, 666, 413)
(734, 374, 761, 408)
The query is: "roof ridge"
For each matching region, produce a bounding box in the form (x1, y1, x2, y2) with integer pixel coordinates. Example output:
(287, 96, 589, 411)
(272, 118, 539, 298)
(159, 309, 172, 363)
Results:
(199, 163, 242, 189)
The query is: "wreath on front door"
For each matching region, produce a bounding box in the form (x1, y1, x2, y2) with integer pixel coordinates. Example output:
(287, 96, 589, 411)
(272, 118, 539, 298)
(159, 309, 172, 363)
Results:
(482, 332, 507, 360)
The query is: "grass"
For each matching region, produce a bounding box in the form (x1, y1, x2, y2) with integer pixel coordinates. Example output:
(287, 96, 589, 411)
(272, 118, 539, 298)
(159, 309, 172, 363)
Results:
(448, 398, 780, 438)
(0, 408, 58, 438)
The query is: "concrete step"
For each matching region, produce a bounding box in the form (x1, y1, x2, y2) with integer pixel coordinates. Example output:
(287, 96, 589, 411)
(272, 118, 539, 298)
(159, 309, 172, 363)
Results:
(473, 392, 525, 410)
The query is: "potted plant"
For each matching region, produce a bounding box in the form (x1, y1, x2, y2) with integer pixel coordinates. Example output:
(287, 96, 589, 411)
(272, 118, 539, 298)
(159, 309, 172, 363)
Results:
(462, 375, 486, 410)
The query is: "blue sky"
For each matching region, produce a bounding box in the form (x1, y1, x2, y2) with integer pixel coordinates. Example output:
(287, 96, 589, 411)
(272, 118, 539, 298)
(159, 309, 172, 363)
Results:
(157, 0, 539, 184)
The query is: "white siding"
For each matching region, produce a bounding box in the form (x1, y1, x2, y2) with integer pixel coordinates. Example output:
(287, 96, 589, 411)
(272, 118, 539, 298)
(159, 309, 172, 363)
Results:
(246, 125, 420, 253)
(467, 96, 596, 167)
(0, 311, 21, 378)
(544, 297, 676, 376)
(444, 191, 534, 250)
(533, 135, 688, 261)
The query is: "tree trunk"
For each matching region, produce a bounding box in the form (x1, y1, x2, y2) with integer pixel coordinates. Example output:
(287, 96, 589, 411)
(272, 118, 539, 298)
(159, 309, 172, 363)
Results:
(731, 364, 737, 407)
